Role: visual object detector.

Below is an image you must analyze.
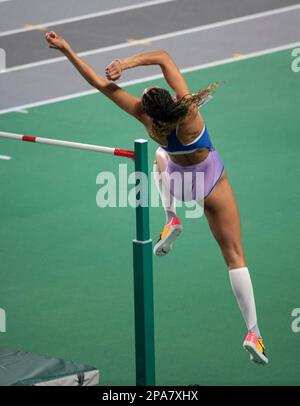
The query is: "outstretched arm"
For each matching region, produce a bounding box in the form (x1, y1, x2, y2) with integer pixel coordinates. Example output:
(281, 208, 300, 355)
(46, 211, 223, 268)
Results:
(45, 31, 146, 123)
(106, 50, 190, 99)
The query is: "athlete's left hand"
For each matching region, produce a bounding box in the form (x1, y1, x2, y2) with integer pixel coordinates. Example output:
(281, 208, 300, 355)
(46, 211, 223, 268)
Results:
(105, 60, 122, 81)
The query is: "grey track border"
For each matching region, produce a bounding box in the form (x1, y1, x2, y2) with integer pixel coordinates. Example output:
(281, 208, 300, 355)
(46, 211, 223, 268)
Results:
(0, 8, 300, 114)
(0, 0, 300, 68)
(0, 0, 299, 113)
(0, 0, 148, 32)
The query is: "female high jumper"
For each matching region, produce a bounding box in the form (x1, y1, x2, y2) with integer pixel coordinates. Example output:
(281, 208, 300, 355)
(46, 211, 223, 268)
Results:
(45, 31, 268, 365)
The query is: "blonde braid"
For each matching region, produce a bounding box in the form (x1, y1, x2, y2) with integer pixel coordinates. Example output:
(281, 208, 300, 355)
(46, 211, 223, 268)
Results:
(179, 81, 222, 110)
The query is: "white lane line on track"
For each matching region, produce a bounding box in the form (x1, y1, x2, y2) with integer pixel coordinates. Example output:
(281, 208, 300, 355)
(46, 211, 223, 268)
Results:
(0, 0, 177, 36)
(0, 41, 299, 115)
(0, 155, 12, 160)
(1, 4, 300, 74)
(15, 109, 29, 114)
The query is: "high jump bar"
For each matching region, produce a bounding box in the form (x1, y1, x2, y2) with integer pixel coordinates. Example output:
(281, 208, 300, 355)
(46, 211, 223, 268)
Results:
(0, 130, 155, 386)
(0, 131, 135, 159)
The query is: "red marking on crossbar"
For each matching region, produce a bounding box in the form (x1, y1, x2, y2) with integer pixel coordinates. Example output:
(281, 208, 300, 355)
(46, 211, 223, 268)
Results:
(22, 135, 36, 143)
(114, 148, 135, 159)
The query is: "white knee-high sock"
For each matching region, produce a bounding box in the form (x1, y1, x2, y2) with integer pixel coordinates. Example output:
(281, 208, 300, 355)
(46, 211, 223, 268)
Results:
(153, 161, 176, 223)
(229, 267, 261, 337)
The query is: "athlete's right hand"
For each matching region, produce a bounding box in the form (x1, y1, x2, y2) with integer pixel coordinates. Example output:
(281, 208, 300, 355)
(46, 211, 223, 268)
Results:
(45, 31, 70, 52)
(105, 60, 122, 81)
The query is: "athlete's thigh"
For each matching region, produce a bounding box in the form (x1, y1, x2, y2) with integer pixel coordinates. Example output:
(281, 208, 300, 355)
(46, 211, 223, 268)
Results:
(204, 172, 244, 256)
(155, 147, 169, 172)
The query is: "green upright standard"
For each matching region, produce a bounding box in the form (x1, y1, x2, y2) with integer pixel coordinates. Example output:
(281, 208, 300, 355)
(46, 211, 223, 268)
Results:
(133, 139, 155, 386)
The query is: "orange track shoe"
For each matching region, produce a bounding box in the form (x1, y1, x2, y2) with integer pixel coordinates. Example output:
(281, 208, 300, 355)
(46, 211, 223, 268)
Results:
(243, 332, 268, 365)
(153, 216, 183, 257)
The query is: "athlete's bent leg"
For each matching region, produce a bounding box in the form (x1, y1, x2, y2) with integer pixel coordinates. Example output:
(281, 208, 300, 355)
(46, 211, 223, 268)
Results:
(154, 147, 176, 222)
(153, 148, 182, 256)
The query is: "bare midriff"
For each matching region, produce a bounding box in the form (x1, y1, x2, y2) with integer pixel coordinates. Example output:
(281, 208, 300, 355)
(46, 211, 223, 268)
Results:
(168, 147, 210, 166)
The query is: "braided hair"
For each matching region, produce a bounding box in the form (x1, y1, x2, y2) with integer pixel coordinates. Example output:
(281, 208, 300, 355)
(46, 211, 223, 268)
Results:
(141, 82, 221, 144)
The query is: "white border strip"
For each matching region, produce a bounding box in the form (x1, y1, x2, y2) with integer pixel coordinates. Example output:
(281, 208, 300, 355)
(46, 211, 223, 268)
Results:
(0, 0, 176, 36)
(2, 4, 300, 74)
(0, 41, 298, 115)
(0, 154, 12, 160)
